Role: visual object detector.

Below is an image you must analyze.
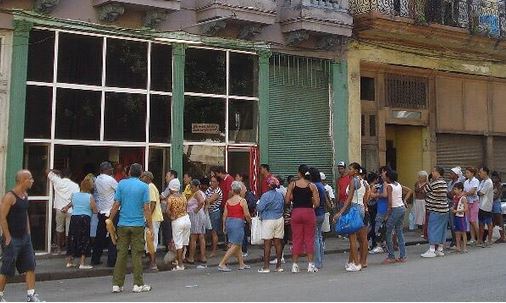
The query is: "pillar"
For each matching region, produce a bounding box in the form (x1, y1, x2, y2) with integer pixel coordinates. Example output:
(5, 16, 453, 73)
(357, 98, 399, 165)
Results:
(258, 50, 271, 164)
(331, 59, 350, 182)
(171, 43, 185, 177)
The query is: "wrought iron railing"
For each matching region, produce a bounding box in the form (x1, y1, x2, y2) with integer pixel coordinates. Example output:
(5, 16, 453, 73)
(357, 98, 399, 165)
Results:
(349, 0, 506, 38)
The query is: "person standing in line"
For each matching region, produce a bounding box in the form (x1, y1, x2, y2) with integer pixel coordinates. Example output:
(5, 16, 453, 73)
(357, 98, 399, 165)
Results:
(270, 175, 294, 266)
(235, 173, 256, 257)
(491, 171, 505, 243)
(110, 163, 152, 293)
(140, 171, 163, 271)
(47, 169, 80, 255)
(477, 167, 494, 247)
(183, 173, 193, 201)
(309, 167, 326, 271)
(62, 175, 97, 269)
(260, 164, 273, 196)
(286, 165, 320, 273)
(218, 182, 252, 272)
(113, 163, 127, 183)
(451, 182, 468, 253)
(369, 167, 390, 254)
(366, 172, 379, 251)
(214, 166, 234, 204)
(92, 162, 118, 267)
(414, 171, 428, 234)
(257, 177, 285, 273)
(186, 179, 207, 265)
(421, 167, 449, 258)
(0, 170, 41, 302)
(463, 167, 480, 245)
(382, 170, 412, 264)
(446, 168, 461, 248)
(167, 179, 191, 271)
(336, 161, 351, 216)
(160, 170, 178, 252)
(205, 176, 223, 257)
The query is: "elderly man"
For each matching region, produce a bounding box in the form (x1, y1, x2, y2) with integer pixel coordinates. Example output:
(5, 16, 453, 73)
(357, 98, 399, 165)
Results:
(110, 163, 153, 293)
(140, 171, 163, 271)
(0, 170, 41, 302)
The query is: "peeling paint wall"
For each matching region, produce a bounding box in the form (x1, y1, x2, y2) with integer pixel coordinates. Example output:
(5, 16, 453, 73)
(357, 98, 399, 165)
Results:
(0, 30, 12, 197)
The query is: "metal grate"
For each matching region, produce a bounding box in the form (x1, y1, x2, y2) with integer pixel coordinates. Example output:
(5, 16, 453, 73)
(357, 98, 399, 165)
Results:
(270, 53, 331, 89)
(385, 73, 427, 109)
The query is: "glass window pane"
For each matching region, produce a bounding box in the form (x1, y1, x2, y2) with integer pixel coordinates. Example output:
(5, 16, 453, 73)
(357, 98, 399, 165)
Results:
(55, 88, 101, 140)
(106, 38, 147, 89)
(230, 53, 258, 97)
(183, 145, 225, 178)
(27, 30, 54, 82)
(184, 96, 225, 142)
(150, 95, 171, 143)
(185, 48, 225, 94)
(148, 148, 170, 191)
(25, 86, 52, 139)
(29, 201, 48, 251)
(105, 93, 147, 142)
(23, 144, 49, 196)
(361, 77, 375, 101)
(150, 43, 172, 92)
(228, 100, 258, 143)
(57, 33, 102, 85)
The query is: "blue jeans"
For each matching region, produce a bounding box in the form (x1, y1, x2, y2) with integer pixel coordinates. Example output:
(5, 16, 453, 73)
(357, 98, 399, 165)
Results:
(314, 215, 325, 268)
(386, 207, 406, 260)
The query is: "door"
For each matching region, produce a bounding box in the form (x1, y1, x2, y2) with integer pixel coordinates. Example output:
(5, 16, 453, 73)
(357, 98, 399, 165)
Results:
(227, 146, 259, 194)
(386, 125, 424, 187)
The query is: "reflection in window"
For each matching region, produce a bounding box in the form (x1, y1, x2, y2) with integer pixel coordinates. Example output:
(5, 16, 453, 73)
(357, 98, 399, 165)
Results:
(29, 201, 48, 251)
(23, 144, 49, 196)
(106, 38, 148, 89)
(56, 88, 101, 140)
(185, 48, 226, 94)
(184, 145, 225, 178)
(184, 96, 225, 142)
(228, 100, 257, 143)
(150, 43, 172, 92)
(105, 93, 147, 142)
(25, 86, 52, 139)
(58, 33, 102, 85)
(27, 30, 54, 82)
(148, 148, 170, 191)
(150, 95, 171, 143)
(230, 53, 258, 97)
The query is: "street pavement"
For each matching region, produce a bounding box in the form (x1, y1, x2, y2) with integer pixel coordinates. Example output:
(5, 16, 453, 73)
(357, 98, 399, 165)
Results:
(4, 241, 506, 301)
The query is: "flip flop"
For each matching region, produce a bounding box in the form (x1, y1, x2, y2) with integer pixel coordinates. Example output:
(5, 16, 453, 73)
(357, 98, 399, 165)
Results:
(218, 266, 232, 272)
(238, 265, 251, 270)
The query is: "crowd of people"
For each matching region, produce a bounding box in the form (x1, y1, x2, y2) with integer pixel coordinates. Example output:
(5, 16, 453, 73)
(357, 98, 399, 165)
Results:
(0, 158, 504, 300)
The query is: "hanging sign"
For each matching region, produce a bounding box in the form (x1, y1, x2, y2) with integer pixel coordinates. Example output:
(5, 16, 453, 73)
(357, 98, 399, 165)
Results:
(192, 123, 220, 134)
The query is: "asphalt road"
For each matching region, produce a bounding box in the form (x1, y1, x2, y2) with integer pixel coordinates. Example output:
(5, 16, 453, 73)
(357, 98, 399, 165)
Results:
(4, 243, 506, 302)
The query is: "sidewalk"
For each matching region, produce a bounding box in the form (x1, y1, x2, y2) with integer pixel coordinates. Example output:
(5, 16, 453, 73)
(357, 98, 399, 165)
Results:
(12, 229, 438, 283)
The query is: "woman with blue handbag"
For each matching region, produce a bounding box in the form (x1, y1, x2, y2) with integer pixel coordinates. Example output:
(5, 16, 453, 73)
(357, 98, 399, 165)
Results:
(332, 162, 369, 272)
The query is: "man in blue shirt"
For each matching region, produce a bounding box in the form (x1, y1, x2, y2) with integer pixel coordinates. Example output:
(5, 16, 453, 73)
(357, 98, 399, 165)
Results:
(109, 163, 153, 294)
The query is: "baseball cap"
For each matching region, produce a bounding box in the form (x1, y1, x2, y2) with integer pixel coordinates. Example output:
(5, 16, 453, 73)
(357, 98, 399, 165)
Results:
(451, 166, 462, 176)
(168, 179, 181, 192)
(320, 172, 326, 180)
(337, 161, 346, 168)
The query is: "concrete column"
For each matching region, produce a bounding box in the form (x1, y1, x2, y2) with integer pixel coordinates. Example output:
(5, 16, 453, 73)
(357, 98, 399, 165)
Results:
(171, 43, 186, 177)
(5, 20, 32, 191)
(331, 59, 349, 182)
(347, 56, 361, 164)
(258, 50, 271, 164)
(0, 31, 13, 197)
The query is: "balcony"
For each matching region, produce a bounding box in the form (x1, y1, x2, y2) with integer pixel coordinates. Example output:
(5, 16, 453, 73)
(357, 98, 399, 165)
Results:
(279, 0, 353, 36)
(92, 0, 181, 26)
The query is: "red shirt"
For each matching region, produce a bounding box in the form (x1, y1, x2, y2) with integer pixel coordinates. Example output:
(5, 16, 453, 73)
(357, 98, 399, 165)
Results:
(260, 173, 273, 195)
(337, 175, 351, 202)
(219, 174, 234, 208)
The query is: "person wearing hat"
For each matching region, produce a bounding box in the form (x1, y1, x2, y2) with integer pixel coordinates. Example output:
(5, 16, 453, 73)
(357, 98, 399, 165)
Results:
(446, 167, 462, 248)
(140, 171, 163, 271)
(336, 161, 350, 214)
(320, 172, 335, 210)
(91, 161, 118, 267)
(257, 177, 285, 273)
(167, 179, 191, 271)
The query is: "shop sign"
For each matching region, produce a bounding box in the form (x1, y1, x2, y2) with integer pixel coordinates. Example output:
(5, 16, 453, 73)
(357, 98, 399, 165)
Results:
(192, 123, 220, 134)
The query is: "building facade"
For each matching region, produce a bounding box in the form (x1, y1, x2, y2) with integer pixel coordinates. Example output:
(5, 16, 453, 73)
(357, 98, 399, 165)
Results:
(0, 0, 352, 252)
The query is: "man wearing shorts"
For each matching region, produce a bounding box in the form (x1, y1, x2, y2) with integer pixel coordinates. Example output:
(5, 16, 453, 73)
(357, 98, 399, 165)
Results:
(0, 170, 41, 302)
(477, 167, 494, 247)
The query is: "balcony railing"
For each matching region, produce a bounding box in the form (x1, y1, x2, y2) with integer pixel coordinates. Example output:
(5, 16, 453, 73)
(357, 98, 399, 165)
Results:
(349, 0, 506, 38)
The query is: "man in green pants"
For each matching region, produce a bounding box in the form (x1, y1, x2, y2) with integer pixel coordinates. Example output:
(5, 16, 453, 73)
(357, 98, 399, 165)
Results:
(109, 163, 153, 293)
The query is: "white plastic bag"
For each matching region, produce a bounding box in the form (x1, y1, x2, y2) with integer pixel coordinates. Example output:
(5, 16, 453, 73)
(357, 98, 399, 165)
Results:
(322, 212, 331, 233)
(408, 209, 416, 230)
(250, 216, 263, 245)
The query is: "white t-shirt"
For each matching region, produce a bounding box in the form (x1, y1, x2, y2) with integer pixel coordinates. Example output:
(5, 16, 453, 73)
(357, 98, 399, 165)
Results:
(324, 184, 335, 200)
(390, 182, 404, 208)
(478, 178, 494, 212)
(464, 177, 479, 203)
(48, 172, 80, 212)
(95, 174, 118, 215)
(347, 177, 365, 206)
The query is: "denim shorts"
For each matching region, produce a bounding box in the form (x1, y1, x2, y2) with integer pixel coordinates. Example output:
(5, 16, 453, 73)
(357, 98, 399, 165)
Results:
(478, 209, 493, 225)
(1, 234, 36, 277)
(209, 210, 222, 232)
(226, 218, 245, 245)
(492, 200, 502, 214)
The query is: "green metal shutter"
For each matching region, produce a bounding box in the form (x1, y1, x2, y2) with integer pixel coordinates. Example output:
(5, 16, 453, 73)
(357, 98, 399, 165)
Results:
(268, 54, 333, 179)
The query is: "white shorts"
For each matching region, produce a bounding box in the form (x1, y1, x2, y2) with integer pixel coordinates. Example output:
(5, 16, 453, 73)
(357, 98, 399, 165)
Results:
(171, 215, 191, 250)
(55, 209, 71, 236)
(261, 217, 284, 240)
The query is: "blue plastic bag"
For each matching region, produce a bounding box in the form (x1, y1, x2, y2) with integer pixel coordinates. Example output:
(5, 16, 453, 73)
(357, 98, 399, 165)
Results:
(335, 204, 364, 235)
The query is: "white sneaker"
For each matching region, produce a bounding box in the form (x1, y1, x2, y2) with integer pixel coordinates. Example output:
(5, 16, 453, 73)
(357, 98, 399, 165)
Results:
(242, 252, 248, 257)
(346, 263, 361, 272)
(79, 264, 93, 269)
(270, 257, 286, 265)
(435, 250, 445, 257)
(370, 246, 384, 254)
(307, 263, 318, 273)
(421, 250, 437, 258)
(132, 285, 152, 293)
(172, 265, 185, 271)
(291, 263, 300, 273)
(112, 286, 123, 293)
(344, 262, 351, 270)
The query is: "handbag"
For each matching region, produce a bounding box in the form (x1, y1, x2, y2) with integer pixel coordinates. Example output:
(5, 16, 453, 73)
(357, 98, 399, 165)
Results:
(335, 179, 364, 235)
(322, 212, 331, 233)
(250, 216, 263, 245)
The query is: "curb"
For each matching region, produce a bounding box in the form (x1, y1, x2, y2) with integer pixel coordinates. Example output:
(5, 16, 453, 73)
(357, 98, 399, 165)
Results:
(11, 238, 436, 283)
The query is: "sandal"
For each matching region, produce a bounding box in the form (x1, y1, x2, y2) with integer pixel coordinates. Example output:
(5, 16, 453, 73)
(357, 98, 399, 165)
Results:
(274, 267, 284, 272)
(258, 268, 270, 273)
(218, 265, 232, 272)
(238, 264, 251, 270)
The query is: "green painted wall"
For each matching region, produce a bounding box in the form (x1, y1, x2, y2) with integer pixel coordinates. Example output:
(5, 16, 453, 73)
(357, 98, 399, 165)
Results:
(258, 51, 271, 164)
(171, 43, 185, 177)
(331, 60, 349, 182)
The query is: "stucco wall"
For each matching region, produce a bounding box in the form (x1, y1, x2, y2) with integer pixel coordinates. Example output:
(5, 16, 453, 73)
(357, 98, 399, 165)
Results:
(0, 30, 12, 197)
